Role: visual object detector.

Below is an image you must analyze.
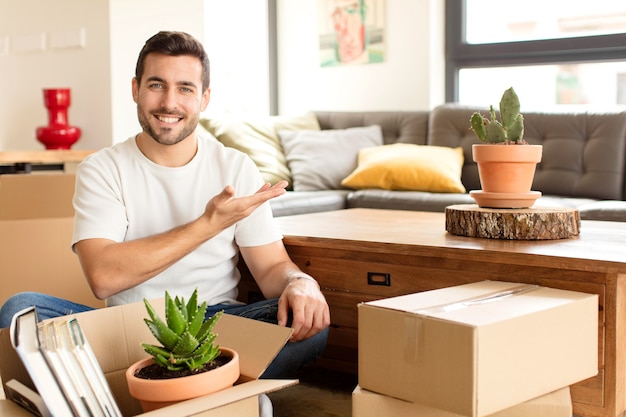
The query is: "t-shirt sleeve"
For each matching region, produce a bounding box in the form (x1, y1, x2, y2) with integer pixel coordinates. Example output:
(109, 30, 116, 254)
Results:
(72, 155, 128, 249)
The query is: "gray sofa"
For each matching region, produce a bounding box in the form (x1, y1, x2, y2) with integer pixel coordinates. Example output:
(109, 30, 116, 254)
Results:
(201, 105, 626, 222)
(269, 105, 626, 222)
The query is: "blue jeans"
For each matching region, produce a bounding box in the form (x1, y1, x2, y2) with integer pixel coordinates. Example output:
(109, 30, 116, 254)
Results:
(0, 292, 328, 379)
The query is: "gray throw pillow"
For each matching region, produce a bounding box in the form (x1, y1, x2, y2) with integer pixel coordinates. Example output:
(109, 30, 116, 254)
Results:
(278, 125, 383, 191)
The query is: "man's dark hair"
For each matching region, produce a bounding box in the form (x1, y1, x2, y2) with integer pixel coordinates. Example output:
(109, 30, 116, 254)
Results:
(135, 31, 210, 91)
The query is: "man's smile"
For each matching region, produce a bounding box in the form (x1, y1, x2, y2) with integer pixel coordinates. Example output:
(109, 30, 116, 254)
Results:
(155, 114, 183, 124)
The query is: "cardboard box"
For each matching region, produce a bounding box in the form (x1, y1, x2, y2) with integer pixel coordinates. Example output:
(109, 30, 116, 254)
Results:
(0, 298, 296, 416)
(0, 399, 37, 416)
(358, 280, 598, 417)
(0, 173, 103, 308)
(352, 385, 573, 417)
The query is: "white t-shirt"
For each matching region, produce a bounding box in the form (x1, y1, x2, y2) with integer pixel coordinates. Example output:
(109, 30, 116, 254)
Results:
(72, 134, 283, 307)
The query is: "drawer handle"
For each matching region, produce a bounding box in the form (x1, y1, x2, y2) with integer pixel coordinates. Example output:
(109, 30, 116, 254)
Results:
(367, 272, 391, 286)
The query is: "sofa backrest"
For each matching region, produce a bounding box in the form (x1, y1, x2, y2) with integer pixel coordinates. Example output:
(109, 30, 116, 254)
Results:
(315, 111, 430, 146)
(428, 104, 626, 200)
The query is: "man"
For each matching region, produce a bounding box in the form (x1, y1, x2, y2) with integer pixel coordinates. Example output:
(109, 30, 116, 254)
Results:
(0, 31, 330, 383)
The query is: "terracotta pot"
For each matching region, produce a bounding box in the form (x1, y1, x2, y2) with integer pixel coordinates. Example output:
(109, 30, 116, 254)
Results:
(470, 144, 543, 208)
(125, 347, 240, 412)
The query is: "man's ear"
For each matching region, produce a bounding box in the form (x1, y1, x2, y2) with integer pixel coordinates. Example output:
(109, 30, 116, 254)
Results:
(132, 77, 139, 103)
(200, 88, 211, 111)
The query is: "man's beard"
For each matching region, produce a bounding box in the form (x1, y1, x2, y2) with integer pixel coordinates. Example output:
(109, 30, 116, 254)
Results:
(137, 108, 198, 146)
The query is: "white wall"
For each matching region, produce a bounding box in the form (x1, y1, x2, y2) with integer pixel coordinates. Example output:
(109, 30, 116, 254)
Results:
(0, 0, 443, 151)
(108, 0, 205, 144)
(276, 0, 445, 114)
(0, 0, 205, 151)
(0, 0, 111, 151)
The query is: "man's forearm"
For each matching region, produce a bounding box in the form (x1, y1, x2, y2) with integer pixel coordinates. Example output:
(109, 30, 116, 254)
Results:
(78, 215, 218, 299)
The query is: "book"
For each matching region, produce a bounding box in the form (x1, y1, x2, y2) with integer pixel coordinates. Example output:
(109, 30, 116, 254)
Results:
(38, 320, 93, 416)
(9, 306, 123, 417)
(67, 318, 122, 417)
(9, 306, 75, 416)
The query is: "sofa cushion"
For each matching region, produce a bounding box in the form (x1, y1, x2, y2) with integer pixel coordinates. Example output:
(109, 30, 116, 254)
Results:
(341, 144, 466, 193)
(270, 190, 350, 217)
(199, 112, 321, 187)
(279, 125, 383, 191)
(347, 189, 475, 212)
(315, 111, 430, 146)
(576, 200, 626, 222)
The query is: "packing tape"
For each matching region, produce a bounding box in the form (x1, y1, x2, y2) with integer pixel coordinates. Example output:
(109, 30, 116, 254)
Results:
(411, 284, 540, 316)
(402, 283, 540, 363)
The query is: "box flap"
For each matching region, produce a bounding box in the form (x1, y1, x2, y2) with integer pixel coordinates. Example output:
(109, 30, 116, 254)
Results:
(213, 314, 293, 379)
(140, 379, 297, 417)
(0, 174, 75, 220)
(363, 281, 596, 326)
(0, 399, 38, 417)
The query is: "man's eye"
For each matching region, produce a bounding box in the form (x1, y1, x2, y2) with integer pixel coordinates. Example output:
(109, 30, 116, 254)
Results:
(149, 83, 164, 89)
(180, 87, 193, 93)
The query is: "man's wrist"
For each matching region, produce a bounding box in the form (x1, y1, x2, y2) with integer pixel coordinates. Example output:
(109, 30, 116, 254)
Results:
(287, 273, 320, 289)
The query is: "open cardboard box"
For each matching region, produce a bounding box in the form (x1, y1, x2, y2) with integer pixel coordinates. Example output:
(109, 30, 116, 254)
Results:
(0, 173, 103, 308)
(358, 280, 598, 417)
(352, 385, 573, 417)
(0, 298, 296, 416)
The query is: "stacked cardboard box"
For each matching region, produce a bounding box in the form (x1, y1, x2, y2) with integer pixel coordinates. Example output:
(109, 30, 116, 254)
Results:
(0, 173, 103, 308)
(354, 280, 599, 417)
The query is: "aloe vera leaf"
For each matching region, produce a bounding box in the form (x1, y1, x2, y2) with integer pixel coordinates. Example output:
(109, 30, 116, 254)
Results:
(172, 331, 199, 356)
(187, 301, 207, 337)
(197, 311, 222, 341)
(186, 288, 199, 319)
(165, 291, 187, 336)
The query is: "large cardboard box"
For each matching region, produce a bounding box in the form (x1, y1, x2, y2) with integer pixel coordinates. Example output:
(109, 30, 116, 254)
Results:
(0, 173, 103, 308)
(0, 298, 296, 416)
(352, 385, 573, 417)
(358, 280, 598, 417)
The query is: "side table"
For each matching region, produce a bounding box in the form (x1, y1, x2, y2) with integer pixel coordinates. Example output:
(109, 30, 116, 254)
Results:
(0, 150, 94, 174)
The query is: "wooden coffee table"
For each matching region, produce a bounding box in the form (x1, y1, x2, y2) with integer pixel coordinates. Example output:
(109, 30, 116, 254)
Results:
(238, 208, 626, 417)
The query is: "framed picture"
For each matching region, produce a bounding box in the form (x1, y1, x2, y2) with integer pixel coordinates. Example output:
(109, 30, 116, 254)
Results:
(318, 0, 386, 67)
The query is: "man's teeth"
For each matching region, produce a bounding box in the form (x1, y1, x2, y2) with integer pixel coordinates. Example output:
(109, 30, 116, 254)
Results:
(157, 116, 180, 123)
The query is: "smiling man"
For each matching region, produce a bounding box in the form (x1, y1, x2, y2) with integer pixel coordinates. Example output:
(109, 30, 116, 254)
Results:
(0, 33, 330, 411)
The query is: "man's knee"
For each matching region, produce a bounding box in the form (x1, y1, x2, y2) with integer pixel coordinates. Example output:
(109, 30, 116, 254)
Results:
(0, 292, 43, 328)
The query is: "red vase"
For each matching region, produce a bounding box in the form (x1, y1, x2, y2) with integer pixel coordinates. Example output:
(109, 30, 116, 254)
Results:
(36, 88, 82, 150)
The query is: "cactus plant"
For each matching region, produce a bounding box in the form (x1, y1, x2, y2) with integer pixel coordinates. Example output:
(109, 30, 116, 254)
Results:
(470, 87, 526, 144)
(141, 288, 222, 372)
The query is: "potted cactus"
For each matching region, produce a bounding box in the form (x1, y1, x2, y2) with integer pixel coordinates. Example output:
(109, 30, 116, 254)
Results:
(125, 288, 240, 412)
(468, 87, 543, 208)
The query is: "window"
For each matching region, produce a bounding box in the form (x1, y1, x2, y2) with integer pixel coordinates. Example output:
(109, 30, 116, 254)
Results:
(446, 0, 626, 106)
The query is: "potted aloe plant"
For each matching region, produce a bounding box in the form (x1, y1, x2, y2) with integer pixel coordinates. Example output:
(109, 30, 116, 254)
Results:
(125, 288, 240, 412)
(469, 87, 543, 208)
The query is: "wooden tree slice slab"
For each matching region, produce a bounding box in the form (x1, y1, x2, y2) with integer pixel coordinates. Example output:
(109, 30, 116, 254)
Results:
(445, 204, 580, 240)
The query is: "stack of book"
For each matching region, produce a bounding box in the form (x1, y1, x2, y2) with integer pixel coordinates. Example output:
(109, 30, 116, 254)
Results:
(7, 306, 122, 417)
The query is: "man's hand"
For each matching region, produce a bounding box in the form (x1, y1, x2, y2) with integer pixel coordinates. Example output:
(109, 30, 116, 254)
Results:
(202, 180, 287, 230)
(277, 278, 330, 342)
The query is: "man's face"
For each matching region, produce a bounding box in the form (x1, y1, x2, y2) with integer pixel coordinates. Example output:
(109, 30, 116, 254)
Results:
(132, 53, 209, 146)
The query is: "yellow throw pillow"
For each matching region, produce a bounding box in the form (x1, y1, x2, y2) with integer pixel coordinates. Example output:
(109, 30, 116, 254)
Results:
(341, 143, 466, 193)
(199, 112, 321, 187)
